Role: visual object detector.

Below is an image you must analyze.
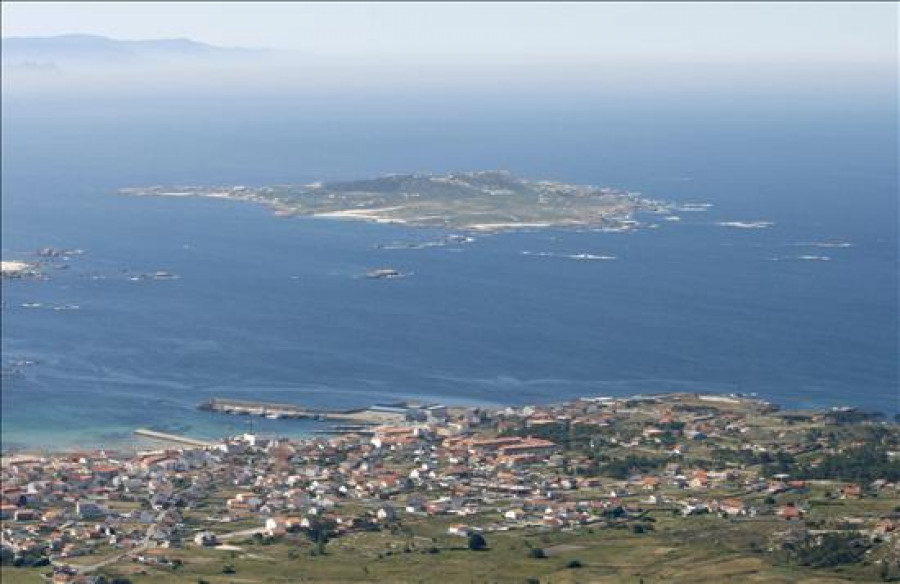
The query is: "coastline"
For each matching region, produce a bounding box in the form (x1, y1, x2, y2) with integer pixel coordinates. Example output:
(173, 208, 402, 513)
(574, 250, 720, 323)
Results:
(3, 388, 897, 583)
(2, 391, 888, 457)
(5, 179, 895, 457)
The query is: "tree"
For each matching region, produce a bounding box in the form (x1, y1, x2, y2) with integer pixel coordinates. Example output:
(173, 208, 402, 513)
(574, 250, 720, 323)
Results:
(305, 516, 337, 555)
(880, 560, 900, 581)
(468, 533, 488, 551)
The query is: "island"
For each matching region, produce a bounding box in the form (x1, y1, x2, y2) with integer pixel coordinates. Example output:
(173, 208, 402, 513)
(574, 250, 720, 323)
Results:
(120, 170, 672, 232)
(0, 261, 38, 279)
(365, 268, 406, 280)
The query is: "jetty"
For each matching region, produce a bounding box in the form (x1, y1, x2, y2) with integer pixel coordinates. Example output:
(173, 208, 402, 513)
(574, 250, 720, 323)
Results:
(134, 428, 217, 448)
(199, 398, 447, 424)
(199, 398, 324, 419)
(314, 424, 378, 436)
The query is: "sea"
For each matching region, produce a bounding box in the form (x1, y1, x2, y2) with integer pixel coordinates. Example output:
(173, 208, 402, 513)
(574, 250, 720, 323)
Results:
(1, 94, 897, 450)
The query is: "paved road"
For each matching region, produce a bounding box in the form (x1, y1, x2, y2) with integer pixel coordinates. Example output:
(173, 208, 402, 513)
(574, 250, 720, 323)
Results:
(51, 542, 150, 574)
(217, 526, 267, 541)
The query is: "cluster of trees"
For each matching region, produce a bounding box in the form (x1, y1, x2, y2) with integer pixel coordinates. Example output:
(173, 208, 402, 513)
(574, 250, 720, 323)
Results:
(707, 448, 795, 469)
(822, 410, 887, 426)
(778, 532, 869, 568)
(595, 454, 667, 480)
(759, 451, 799, 477)
(499, 420, 604, 450)
(0, 546, 49, 568)
(656, 420, 686, 432)
(797, 444, 900, 482)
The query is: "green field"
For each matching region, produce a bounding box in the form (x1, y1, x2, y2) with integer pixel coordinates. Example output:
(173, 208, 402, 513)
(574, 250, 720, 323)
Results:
(5, 512, 887, 584)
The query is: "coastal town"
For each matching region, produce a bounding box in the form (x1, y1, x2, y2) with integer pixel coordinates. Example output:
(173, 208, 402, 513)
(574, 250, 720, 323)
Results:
(2, 393, 899, 583)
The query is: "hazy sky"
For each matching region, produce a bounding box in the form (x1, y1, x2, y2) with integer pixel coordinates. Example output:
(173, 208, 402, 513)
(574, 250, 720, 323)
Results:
(2, 2, 896, 63)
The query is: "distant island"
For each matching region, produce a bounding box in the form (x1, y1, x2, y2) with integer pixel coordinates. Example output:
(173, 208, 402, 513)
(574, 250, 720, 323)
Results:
(120, 170, 673, 232)
(0, 261, 33, 278)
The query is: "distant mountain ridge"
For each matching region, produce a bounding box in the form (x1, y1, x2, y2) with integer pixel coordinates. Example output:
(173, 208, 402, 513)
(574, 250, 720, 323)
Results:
(1, 34, 264, 69)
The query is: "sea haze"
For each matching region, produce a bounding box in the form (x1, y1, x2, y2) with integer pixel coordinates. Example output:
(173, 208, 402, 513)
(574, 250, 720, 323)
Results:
(1, 93, 897, 449)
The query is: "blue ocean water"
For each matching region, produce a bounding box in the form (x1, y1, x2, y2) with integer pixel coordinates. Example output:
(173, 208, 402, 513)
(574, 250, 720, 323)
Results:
(2, 98, 897, 449)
